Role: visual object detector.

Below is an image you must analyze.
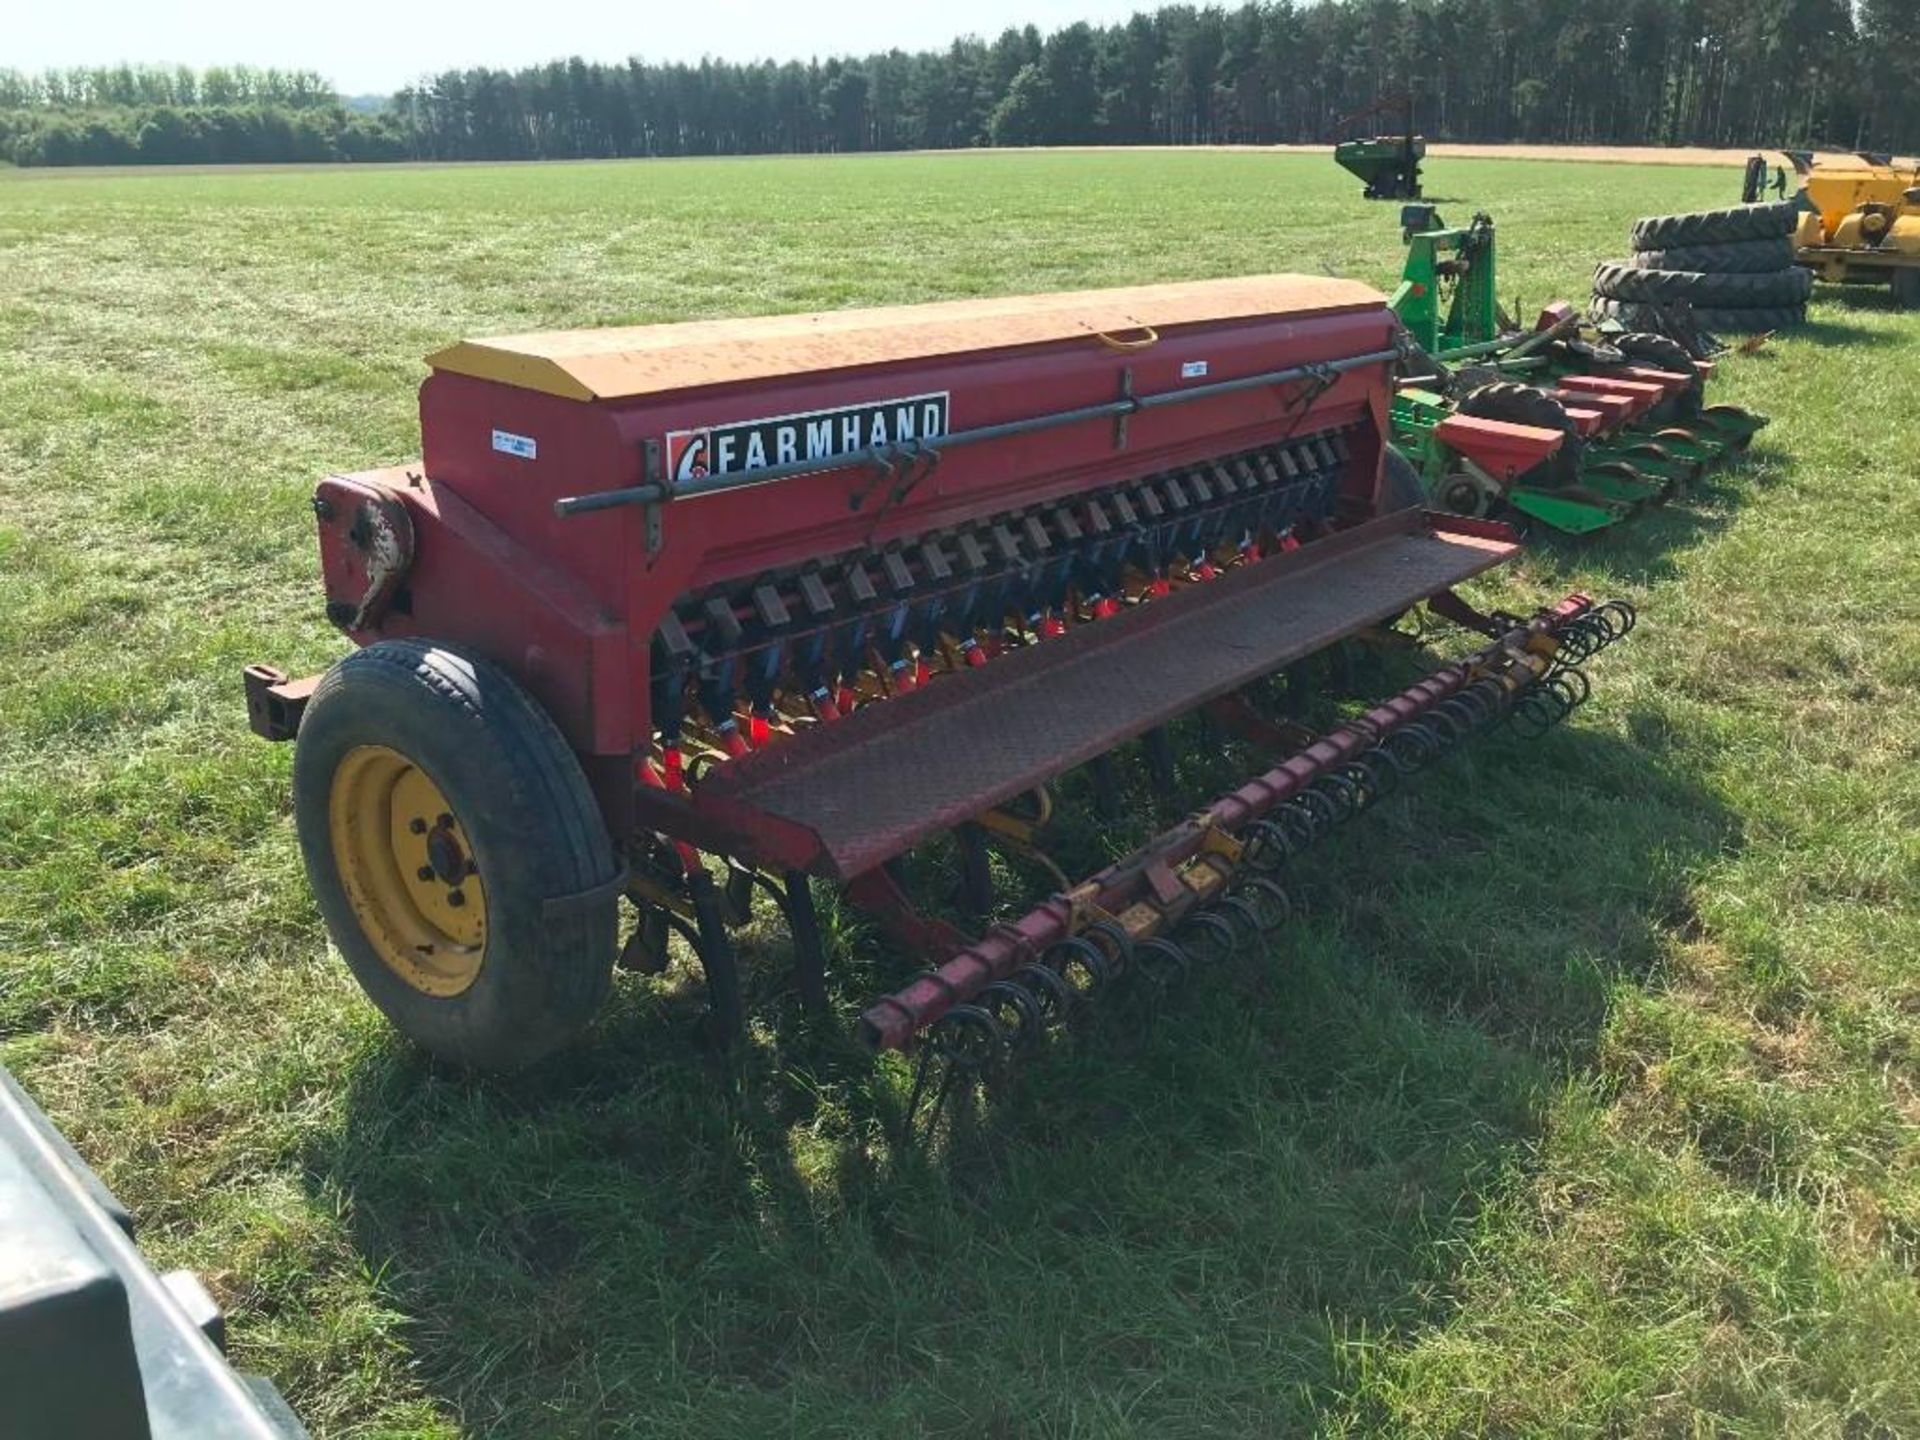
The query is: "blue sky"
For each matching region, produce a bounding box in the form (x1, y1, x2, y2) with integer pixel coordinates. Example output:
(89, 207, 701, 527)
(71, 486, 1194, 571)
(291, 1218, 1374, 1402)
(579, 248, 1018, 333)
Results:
(15, 0, 1157, 96)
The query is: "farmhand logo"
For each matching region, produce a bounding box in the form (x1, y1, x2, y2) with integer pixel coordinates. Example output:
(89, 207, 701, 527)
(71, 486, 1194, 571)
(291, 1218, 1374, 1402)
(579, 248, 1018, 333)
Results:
(666, 392, 949, 483)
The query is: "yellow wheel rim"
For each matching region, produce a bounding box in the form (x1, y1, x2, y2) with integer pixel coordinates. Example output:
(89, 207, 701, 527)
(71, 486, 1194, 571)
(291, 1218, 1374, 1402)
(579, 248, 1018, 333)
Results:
(328, 744, 488, 996)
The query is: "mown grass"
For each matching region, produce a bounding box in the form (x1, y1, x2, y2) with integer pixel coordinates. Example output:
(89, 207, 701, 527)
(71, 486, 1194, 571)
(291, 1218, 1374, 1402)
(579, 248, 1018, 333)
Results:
(2, 151, 1917, 1437)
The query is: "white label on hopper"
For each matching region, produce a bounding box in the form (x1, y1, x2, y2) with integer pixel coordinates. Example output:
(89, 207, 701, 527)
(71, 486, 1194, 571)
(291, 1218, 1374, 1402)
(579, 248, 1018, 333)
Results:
(492, 429, 538, 460)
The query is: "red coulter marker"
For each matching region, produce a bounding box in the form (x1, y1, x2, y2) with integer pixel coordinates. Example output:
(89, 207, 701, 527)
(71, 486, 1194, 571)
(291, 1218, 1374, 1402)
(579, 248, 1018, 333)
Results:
(716, 718, 750, 757)
(254, 273, 1632, 1082)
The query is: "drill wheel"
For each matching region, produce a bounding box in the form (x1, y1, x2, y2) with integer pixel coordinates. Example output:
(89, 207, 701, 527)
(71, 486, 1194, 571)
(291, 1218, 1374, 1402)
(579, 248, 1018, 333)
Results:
(292, 639, 620, 1071)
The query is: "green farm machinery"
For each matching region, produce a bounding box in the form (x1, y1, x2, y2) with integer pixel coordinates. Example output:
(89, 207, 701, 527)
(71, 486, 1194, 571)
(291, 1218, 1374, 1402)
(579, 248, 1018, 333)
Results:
(1386, 207, 1766, 534)
(1332, 94, 1425, 200)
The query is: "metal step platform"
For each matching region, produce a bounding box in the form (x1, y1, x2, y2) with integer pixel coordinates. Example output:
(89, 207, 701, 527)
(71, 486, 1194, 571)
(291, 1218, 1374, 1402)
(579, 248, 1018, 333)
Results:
(693, 508, 1518, 878)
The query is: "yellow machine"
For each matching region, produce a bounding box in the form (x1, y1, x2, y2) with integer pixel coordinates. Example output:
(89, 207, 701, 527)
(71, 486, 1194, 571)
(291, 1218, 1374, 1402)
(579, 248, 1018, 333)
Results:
(1774, 151, 1920, 306)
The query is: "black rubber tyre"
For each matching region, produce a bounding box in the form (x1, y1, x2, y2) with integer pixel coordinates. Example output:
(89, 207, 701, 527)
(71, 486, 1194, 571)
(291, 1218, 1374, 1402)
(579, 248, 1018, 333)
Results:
(1456, 381, 1581, 489)
(1590, 296, 1807, 334)
(1893, 268, 1920, 310)
(293, 638, 620, 1070)
(1381, 444, 1427, 511)
(1628, 236, 1796, 273)
(1629, 202, 1798, 251)
(1594, 262, 1813, 307)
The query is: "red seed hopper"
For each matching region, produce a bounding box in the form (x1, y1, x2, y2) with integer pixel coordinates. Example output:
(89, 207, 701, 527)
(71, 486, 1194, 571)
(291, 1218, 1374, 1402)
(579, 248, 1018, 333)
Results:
(246, 275, 1629, 1085)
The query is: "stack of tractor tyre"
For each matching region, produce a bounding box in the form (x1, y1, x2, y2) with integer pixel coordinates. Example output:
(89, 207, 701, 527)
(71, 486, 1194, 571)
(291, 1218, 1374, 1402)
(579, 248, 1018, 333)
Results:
(1592, 200, 1808, 334)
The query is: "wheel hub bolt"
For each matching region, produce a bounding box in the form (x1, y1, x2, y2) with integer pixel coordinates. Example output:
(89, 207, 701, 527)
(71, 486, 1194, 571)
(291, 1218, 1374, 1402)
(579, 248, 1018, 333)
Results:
(448, 890, 466, 907)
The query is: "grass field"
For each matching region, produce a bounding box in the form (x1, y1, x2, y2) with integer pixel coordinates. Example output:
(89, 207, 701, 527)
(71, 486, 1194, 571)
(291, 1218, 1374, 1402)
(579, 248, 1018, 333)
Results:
(2, 150, 1918, 1437)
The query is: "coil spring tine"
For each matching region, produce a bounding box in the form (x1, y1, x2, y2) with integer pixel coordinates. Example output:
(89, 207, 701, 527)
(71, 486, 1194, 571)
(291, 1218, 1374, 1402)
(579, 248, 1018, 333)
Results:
(1083, 917, 1134, 981)
(1284, 792, 1332, 842)
(1335, 762, 1371, 812)
(1046, 935, 1111, 998)
(932, 1002, 1007, 1074)
(1279, 800, 1321, 848)
(1549, 666, 1590, 709)
(1424, 703, 1467, 749)
(1441, 692, 1486, 731)
(1570, 603, 1612, 637)
(1509, 688, 1559, 738)
(1365, 744, 1409, 787)
(1244, 817, 1295, 874)
(904, 1007, 994, 1148)
(1334, 761, 1377, 811)
(1234, 875, 1292, 933)
(1405, 718, 1445, 752)
(1557, 617, 1601, 663)
(1321, 776, 1358, 823)
(1132, 935, 1192, 989)
(1212, 894, 1265, 948)
(1437, 695, 1484, 734)
(1353, 752, 1398, 799)
(978, 979, 1046, 1054)
(1013, 961, 1075, 1022)
(1383, 724, 1435, 771)
(902, 999, 1007, 1149)
(1600, 599, 1636, 638)
(1525, 674, 1575, 725)
(1471, 677, 1513, 717)
(1176, 908, 1239, 964)
(1455, 683, 1499, 728)
(1460, 686, 1502, 727)
(1312, 773, 1357, 824)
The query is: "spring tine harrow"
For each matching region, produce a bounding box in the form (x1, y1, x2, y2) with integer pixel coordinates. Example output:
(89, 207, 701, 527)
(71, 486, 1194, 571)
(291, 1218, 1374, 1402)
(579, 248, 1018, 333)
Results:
(832, 591, 1608, 1143)
(865, 591, 1629, 1111)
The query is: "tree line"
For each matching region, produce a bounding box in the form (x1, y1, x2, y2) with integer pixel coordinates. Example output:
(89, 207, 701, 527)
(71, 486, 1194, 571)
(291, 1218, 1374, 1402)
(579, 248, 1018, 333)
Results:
(0, 65, 406, 165)
(2, 2, 1915, 169)
(0, 65, 339, 110)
